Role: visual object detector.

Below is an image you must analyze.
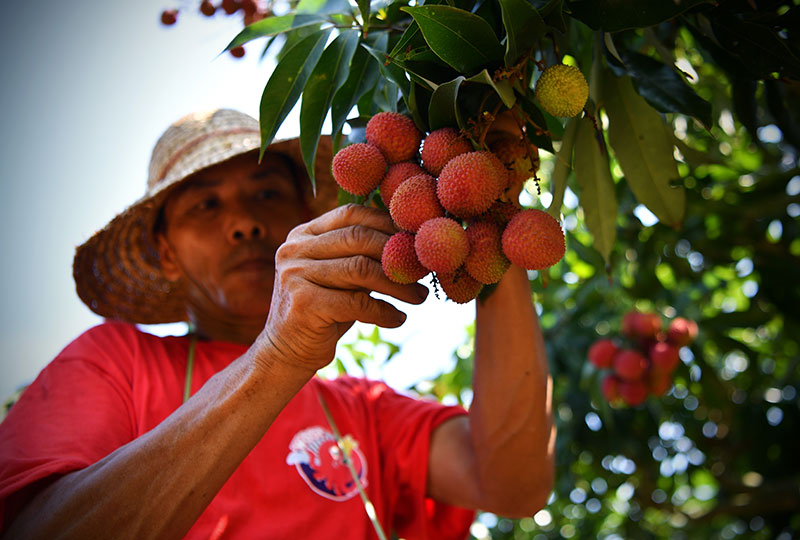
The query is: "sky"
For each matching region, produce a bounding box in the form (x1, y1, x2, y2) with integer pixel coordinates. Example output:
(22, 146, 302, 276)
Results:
(0, 0, 474, 401)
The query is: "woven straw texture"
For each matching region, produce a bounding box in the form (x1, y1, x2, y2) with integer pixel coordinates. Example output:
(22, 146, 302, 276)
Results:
(73, 109, 338, 324)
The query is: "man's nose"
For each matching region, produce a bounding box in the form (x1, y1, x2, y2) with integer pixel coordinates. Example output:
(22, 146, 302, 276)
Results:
(227, 207, 266, 242)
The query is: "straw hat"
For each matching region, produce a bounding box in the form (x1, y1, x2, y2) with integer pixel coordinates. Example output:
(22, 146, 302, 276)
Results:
(73, 109, 338, 325)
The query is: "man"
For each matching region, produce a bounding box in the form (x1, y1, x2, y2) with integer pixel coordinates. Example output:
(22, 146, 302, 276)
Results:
(0, 109, 554, 539)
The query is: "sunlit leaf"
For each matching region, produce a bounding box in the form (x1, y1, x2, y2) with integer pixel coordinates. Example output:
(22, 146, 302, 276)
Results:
(259, 28, 333, 158)
(330, 36, 385, 143)
(225, 13, 327, 50)
(548, 117, 578, 218)
(299, 30, 360, 188)
(400, 6, 504, 74)
(573, 117, 617, 263)
(465, 69, 516, 109)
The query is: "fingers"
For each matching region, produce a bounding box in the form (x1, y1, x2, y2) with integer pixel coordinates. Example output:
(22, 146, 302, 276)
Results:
(305, 256, 428, 306)
(303, 204, 397, 237)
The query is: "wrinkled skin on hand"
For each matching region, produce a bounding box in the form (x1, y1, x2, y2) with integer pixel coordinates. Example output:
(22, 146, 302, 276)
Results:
(254, 204, 429, 375)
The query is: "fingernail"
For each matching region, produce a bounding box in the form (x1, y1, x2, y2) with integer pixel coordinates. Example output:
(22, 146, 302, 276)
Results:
(397, 311, 407, 324)
(416, 285, 429, 301)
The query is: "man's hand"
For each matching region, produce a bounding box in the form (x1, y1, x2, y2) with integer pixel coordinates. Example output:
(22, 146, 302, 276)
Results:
(255, 204, 429, 375)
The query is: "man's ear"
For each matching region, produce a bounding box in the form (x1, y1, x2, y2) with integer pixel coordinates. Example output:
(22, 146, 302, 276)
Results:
(156, 232, 181, 282)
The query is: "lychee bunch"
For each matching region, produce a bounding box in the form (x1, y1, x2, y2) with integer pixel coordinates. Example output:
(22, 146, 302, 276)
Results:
(330, 112, 564, 303)
(534, 64, 589, 118)
(588, 310, 699, 407)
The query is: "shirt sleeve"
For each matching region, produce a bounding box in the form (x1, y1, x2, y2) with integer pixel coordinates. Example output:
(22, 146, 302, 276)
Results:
(363, 379, 475, 540)
(0, 324, 137, 530)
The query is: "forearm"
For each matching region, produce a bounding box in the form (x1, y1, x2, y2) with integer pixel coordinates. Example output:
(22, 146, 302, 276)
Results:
(3, 347, 314, 540)
(471, 264, 555, 515)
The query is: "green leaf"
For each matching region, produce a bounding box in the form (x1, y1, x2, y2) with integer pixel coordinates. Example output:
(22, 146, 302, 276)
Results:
(519, 95, 555, 153)
(330, 37, 385, 142)
(606, 49, 712, 129)
(465, 69, 516, 109)
(259, 28, 333, 158)
(572, 117, 617, 263)
(296, 0, 350, 14)
(299, 30, 360, 189)
(569, 0, 713, 32)
(361, 43, 411, 103)
(400, 6, 504, 74)
(547, 117, 577, 218)
(355, 0, 370, 34)
(603, 73, 685, 227)
(225, 13, 327, 50)
(498, 0, 546, 67)
(428, 76, 465, 131)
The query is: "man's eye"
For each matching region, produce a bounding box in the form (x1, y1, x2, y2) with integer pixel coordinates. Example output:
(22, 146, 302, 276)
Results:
(194, 198, 218, 211)
(256, 189, 281, 200)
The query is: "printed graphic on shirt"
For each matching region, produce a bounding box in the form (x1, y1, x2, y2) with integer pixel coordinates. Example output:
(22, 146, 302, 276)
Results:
(286, 426, 368, 501)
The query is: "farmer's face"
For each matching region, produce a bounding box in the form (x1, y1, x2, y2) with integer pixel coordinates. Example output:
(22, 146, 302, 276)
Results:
(157, 152, 307, 323)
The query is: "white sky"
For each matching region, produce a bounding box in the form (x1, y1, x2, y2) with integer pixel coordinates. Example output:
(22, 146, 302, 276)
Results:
(0, 0, 473, 401)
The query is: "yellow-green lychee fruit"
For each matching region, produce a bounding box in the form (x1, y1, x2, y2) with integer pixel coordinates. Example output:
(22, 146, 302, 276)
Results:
(534, 64, 588, 118)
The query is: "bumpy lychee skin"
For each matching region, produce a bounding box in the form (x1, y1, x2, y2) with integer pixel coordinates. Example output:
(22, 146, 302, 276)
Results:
(478, 201, 521, 226)
(365, 112, 423, 164)
(437, 151, 506, 218)
(535, 64, 589, 118)
(464, 221, 510, 285)
(380, 162, 425, 208)
(489, 133, 540, 191)
(414, 217, 468, 274)
(331, 143, 387, 196)
(389, 174, 444, 233)
(588, 339, 618, 369)
(437, 267, 483, 304)
(501, 209, 566, 270)
(420, 128, 473, 176)
(381, 232, 429, 284)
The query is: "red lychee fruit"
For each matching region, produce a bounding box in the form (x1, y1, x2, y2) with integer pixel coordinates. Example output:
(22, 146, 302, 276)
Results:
(621, 310, 661, 340)
(667, 317, 698, 347)
(649, 342, 680, 374)
(381, 232, 429, 284)
(488, 133, 540, 194)
(478, 200, 521, 226)
(331, 143, 387, 196)
(437, 151, 506, 218)
(365, 112, 422, 164)
(648, 370, 673, 397)
(464, 220, 510, 285)
(618, 379, 649, 407)
(437, 267, 484, 304)
(160, 9, 178, 25)
(613, 349, 648, 381)
(414, 217, 468, 274)
(501, 209, 566, 270)
(420, 127, 473, 176)
(222, 0, 240, 14)
(588, 339, 618, 369)
(229, 46, 246, 58)
(200, 0, 216, 16)
(602, 374, 621, 403)
(389, 174, 444, 233)
(379, 161, 425, 208)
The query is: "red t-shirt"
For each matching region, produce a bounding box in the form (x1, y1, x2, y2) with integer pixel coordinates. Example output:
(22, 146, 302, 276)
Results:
(0, 321, 474, 539)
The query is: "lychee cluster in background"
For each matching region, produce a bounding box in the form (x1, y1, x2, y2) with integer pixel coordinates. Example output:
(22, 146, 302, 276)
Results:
(588, 310, 699, 407)
(330, 112, 566, 303)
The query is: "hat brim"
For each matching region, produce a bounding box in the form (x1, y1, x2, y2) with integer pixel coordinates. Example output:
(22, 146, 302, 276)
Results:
(73, 136, 338, 325)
